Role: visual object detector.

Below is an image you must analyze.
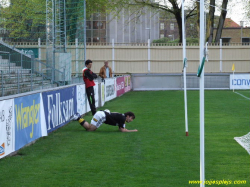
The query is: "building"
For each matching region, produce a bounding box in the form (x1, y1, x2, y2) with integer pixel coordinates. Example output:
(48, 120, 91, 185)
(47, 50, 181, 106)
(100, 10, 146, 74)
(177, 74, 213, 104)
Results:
(82, 4, 159, 43)
(159, 10, 198, 41)
(107, 7, 159, 43)
(214, 18, 250, 44)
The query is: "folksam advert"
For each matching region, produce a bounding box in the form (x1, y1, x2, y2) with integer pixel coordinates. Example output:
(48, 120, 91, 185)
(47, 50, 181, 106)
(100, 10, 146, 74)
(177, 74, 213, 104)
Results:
(42, 86, 77, 133)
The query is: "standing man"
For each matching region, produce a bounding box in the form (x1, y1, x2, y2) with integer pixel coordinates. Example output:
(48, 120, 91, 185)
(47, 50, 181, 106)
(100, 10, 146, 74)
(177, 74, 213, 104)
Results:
(70, 110, 138, 132)
(83, 59, 97, 115)
(99, 60, 112, 79)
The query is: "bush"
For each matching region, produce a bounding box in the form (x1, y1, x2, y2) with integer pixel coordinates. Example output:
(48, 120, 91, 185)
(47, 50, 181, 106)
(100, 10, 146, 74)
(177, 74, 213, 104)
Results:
(152, 37, 170, 43)
(153, 37, 199, 44)
(186, 37, 199, 43)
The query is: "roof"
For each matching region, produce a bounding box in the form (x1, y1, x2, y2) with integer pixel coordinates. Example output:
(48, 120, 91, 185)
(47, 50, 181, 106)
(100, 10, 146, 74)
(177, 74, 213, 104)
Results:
(224, 18, 240, 28)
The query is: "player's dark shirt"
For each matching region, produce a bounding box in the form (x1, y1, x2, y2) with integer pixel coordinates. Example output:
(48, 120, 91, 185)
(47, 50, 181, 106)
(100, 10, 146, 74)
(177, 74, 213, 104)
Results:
(104, 112, 126, 128)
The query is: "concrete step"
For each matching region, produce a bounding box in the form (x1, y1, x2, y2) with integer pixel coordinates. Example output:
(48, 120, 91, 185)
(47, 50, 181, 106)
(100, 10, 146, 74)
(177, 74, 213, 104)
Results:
(0, 73, 37, 79)
(0, 59, 10, 64)
(0, 62, 16, 67)
(0, 83, 58, 97)
(0, 79, 52, 88)
(0, 68, 31, 74)
(0, 76, 44, 84)
(0, 69, 59, 97)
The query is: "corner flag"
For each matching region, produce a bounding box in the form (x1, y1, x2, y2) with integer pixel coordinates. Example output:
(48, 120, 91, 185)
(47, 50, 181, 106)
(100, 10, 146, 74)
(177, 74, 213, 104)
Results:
(232, 64, 235, 71)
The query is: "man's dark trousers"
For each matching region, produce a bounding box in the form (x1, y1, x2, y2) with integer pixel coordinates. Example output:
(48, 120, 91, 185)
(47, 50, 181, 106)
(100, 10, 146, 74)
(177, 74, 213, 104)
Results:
(86, 86, 96, 115)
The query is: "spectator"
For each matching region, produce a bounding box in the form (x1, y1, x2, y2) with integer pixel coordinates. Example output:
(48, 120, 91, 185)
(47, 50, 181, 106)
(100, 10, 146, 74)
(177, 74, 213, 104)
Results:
(82, 59, 97, 115)
(99, 61, 112, 79)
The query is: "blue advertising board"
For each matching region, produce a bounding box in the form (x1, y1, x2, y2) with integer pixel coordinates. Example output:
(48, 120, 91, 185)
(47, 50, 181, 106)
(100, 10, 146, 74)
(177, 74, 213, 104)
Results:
(14, 93, 42, 151)
(42, 86, 77, 133)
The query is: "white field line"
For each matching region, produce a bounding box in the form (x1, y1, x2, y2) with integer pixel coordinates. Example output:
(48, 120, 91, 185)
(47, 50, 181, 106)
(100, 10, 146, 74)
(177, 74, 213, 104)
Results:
(235, 92, 250, 100)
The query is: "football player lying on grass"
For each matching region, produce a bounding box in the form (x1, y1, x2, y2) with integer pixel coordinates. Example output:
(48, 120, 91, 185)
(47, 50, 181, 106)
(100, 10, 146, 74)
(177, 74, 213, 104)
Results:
(70, 110, 138, 132)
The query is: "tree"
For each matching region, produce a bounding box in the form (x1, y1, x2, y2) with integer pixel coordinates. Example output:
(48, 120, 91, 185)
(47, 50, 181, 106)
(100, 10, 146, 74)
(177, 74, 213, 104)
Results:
(0, 0, 116, 42)
(206, 0, 215, 42)
(0, 0, 46, 42)
(214, 0, 229, 42)
(197, 0, 229, 43)
(127, 0, 197, 43)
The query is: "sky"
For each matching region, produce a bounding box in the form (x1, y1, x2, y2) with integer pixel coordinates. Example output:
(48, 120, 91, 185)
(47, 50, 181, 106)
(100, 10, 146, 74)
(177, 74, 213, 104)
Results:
(226, 3, 247, 26)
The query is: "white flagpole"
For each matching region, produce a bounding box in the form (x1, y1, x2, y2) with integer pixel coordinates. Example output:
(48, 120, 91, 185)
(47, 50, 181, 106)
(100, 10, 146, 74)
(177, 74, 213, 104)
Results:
(182, 0, 188, 136)
(148, 39, 151, 73)
(199, 0, 205, 186)
(112, 39, 115, 76)
(233, 70, 235, 92)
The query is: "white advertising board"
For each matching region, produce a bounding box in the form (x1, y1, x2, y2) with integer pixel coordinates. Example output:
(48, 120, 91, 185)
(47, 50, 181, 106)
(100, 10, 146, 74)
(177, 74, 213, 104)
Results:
(230, 74, 250, 90)
(105, 78, 116, 102)
(77, 84, 87, 115)
(40, 94, 48, 137)
(101, 82, 105, 107)
(0, 99, 15, 159)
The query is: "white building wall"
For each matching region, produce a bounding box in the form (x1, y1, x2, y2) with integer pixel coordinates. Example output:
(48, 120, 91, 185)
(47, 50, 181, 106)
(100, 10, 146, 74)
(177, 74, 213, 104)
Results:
(107, 6, 159, 43)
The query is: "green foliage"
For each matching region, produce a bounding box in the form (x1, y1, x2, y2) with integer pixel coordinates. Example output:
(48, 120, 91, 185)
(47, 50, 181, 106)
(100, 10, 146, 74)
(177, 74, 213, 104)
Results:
(0, 0, 114, 42)
(153, 37, 199, 44)
(0, 91, 249, 186)
(152, 37, 170, 43)
(1, 0, 46, 41)
(186, 37, 199, 43)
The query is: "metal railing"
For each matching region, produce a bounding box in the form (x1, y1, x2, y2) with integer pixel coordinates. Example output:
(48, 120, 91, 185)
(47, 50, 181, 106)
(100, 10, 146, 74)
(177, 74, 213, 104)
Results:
(0, 46, 66, 97)
(33, 58, 66, 86)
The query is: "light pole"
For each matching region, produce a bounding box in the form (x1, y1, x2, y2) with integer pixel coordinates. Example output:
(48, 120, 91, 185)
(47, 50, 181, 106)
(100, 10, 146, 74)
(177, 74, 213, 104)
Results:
(145, 28, 151, 73)
(240, 21, 244, 43)
(146, 28, 151, 41)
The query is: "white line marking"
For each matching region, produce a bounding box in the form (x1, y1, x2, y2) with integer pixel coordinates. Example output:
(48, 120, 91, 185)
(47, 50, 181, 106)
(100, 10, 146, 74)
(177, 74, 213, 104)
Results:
(235, 92, 250, 100)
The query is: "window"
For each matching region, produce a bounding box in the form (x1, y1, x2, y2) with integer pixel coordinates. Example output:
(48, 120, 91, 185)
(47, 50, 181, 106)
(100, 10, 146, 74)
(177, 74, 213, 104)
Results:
(93, 21, 106, 29)
(86, 21, 92, 29)
(170, 23, 174, 30)
(242, 38, 250, 45)
(221, 38, 231, 45)
(86, 12, 107, 43)
(160, 23, 164, 30)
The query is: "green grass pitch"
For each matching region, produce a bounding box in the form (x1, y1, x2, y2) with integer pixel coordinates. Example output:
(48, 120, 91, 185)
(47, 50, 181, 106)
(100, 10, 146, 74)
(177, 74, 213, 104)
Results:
(0, 90, 249, 187)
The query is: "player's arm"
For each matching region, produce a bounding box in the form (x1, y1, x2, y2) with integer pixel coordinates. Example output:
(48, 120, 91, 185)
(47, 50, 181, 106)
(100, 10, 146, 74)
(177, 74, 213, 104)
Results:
(84, 69, 97, 80)
(119, 127, 138, 132)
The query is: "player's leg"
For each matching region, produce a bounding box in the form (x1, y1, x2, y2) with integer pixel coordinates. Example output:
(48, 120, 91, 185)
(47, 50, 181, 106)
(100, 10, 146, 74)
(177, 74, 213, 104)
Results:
(77, 118, 89, 130)
(86, 124, 97, 131)
(86, 87, 96, 115)
(70, 111, 104, 131)
(88, 111, 105, 131)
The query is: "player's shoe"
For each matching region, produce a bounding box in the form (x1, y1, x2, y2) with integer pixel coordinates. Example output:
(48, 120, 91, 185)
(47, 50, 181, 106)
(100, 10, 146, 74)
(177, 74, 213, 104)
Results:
(69, 113, 81, 121)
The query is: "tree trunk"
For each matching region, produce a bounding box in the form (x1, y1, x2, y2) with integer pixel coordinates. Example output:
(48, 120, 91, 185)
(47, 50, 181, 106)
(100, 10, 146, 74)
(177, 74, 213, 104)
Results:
(196, 1, 200, 33)
(206, 0, 215, 42)
(215, 0, 228, 42)
(175, 10, 182, 43)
